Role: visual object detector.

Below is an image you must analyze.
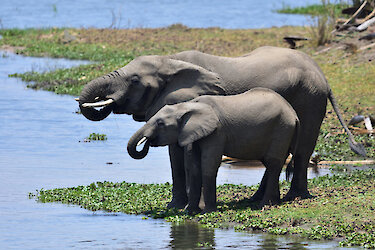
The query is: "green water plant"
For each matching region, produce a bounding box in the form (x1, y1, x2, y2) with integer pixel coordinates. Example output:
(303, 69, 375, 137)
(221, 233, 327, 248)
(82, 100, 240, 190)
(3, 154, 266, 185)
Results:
(85, 133, 107, 141)
(31, 169, 375, 248)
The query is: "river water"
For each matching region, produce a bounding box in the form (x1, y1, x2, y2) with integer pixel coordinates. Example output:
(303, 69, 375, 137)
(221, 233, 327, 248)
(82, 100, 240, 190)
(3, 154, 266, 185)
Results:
(0, 0, 324, 29)
(0, 0, 353, 249)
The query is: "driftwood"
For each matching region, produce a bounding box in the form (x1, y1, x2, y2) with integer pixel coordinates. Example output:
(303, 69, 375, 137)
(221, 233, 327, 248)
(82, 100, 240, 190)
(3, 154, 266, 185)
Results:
(364, 117, 374, 137)
(221, 157, 375, 169)
(318, 160, 375, 166)
(360, 8, 375, 23)
(352, 128, 375, 134)
(334, 0, 369, 33)
(359, 42, 375, 50)
(357, 16, 375, 31)
(343, 0, 368, 26)
(326, 127, 374, 136)
(342, 6, 373, 18)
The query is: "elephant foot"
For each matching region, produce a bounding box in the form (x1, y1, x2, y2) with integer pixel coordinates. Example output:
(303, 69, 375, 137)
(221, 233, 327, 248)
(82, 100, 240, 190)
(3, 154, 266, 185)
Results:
(185, 205, 202, 215)
(202, 206, 216, 214)
(248, 192, 264, 202)
(167, 198, 188, 209)
(282, 189, 314, 202)
(259, 197, 280, 209)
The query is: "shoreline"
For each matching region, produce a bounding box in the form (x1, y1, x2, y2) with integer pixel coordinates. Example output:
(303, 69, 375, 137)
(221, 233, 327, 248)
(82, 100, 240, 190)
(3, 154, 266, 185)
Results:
(31, 168, 375, 248)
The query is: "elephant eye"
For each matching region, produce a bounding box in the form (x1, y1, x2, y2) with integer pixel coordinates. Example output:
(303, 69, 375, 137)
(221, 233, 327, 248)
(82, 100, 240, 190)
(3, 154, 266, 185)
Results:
(130, 75, 140, 84)
(156, 119, 165, 127)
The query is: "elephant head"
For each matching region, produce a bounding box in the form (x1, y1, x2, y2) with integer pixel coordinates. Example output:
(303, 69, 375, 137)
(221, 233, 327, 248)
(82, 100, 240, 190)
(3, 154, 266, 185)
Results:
(127, 102, 219, 159)
(78, 55, 224, 122)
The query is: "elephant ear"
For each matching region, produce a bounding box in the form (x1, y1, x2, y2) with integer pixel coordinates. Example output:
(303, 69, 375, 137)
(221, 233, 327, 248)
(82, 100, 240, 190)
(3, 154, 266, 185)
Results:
(178, 103, 219, 147)
(145, 59, 225, 121)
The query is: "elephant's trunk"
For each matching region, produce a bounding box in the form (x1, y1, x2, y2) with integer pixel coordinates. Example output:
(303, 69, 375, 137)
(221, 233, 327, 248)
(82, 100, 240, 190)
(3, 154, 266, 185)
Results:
(127, 124, 152, 159)
(78, 75, 116, 121)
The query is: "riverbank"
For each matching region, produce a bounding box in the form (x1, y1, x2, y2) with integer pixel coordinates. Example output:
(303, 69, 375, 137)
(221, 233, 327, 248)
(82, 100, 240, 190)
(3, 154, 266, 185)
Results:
(0, 25, 374, 161)
(31, 169, 375, 248)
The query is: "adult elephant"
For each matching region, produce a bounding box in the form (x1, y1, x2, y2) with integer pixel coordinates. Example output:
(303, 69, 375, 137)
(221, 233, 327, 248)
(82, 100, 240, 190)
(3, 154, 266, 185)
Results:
(78, 46, 365, 208)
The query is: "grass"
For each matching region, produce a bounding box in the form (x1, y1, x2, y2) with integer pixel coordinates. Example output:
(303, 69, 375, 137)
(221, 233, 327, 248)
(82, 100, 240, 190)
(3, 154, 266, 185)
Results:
(0, 28, 134, 95)
(30, 169, 375, 248)
(277, 2, 350, 17)
(316, 54, 375, 160)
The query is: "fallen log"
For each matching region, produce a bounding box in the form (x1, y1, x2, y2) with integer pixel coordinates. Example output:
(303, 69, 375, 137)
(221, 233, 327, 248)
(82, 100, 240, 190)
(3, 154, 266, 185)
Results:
(358, 42, 375, 50)
(333, 0, 368, 32)
(318, 160, 375, 165)
(343, 0, 368, 26)
(222, 157, 375, 170)
(357, 16, 375, 31)
(360, 8, 375, 23)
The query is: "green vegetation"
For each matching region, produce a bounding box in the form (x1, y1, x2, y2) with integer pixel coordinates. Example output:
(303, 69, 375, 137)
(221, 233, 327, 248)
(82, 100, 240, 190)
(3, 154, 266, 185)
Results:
(86, 133, 107, 141)
(30, 169, 375, 248)
(0, 28, 134, 95)
(277, 2, 350, 17)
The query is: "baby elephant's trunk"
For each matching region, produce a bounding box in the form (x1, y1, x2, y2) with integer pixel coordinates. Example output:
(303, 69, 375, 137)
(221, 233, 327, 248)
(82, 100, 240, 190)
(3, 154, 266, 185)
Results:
(127, 125, 151, 159)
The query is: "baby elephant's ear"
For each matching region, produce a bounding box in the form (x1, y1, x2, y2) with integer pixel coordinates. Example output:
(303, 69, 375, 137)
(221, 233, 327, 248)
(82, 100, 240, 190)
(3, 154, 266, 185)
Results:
(178, 103, 219, 147)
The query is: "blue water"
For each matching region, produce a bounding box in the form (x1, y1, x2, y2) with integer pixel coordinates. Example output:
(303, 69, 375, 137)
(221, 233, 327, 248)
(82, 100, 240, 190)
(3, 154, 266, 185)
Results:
(0, 0, 323, 29)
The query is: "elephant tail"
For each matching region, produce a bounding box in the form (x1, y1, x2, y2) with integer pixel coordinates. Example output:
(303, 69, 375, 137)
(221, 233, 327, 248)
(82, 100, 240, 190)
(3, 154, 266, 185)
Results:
(286, 117, 300, 181)
(328, 88, 366, 156)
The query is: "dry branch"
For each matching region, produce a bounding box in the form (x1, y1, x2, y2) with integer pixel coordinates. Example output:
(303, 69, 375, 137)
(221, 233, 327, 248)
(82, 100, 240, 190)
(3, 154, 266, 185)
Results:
(333, 0, 368, 32)
(318, 160, 375, 165)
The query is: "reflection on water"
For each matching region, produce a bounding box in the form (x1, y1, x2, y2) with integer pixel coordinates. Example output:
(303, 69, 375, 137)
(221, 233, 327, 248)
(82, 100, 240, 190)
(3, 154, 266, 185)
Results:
(170, 222, 215, 248)
(0, 52, 344, 249)
(169, 222, 343, 249)
(0, 0, 321, 29)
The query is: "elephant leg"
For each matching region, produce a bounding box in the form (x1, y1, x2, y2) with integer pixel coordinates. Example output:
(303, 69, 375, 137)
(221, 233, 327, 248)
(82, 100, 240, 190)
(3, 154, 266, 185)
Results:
(259, 158, 283, 207)
(167, 144, 188, 209)
(200, 147, 223, 213)
(283, 151, 313, 201)
(202, 174, 217, 213)
(284, 101, 326, 201)
(184, 144, 202, 214)
(249, 170, 268, 202)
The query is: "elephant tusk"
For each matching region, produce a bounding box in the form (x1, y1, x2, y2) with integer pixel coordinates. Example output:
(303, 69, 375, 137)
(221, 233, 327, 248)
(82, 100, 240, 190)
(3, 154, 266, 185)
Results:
(75, 98, 80, 101)
(137, 137, 147, 147)
(81, 99, 114, 108)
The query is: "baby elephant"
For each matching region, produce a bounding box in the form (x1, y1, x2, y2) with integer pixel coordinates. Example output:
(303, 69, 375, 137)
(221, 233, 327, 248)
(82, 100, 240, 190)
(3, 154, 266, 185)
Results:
(127, 87, 299, 213)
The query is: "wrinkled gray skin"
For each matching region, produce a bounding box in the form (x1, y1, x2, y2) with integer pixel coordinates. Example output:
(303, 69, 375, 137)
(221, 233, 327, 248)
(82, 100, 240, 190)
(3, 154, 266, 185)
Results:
(78, 46, 365, 209)
(127, 88, 300, 213)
